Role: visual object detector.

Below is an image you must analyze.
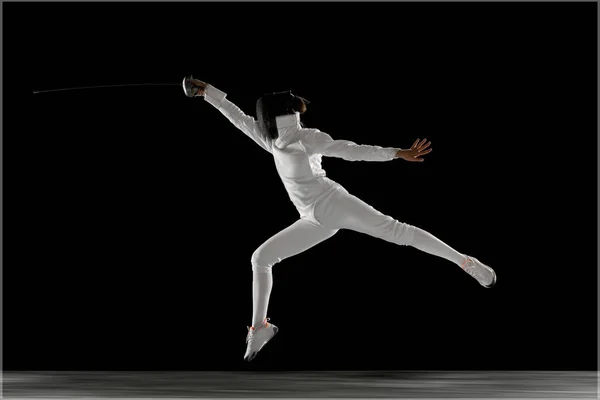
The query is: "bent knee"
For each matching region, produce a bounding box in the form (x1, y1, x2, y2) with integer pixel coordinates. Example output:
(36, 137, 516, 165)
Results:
(251, 248, 277, 272)
(394, 222, 415, 245)
(252, 264, 272, 273)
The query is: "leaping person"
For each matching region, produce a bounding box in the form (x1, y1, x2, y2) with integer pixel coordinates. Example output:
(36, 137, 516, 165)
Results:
(182, 76, 496, 362)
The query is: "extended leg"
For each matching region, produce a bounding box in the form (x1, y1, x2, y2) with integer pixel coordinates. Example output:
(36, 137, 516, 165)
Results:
(313, 188, 496, 286)
(314, 188, 467, 266)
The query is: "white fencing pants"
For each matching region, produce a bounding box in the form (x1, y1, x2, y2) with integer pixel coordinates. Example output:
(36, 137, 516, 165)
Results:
(250, 186, 466, 327)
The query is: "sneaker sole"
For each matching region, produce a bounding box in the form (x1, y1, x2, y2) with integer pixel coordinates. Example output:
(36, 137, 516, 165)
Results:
(483, 271, 497, 288)
(260, 326, 279, 350)
(245, 326, 279, 362)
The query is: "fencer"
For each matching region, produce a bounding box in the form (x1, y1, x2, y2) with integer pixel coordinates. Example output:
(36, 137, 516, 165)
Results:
(182, 76, 497, 362)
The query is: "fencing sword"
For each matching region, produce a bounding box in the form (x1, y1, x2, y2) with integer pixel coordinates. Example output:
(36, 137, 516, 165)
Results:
(33, 79, 199, 97)
(32, 82, 181, 95)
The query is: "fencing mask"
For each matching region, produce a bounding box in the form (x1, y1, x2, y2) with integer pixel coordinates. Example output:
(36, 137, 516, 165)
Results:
(256, 91, 309, 140)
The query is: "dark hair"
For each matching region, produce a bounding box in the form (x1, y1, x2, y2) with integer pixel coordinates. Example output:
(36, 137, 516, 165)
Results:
(292, 96, 307, 114)
(256, 91, 308, 139)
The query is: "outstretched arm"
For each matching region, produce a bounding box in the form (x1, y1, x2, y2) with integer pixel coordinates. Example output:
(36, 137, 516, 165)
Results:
(190, 79, 272, 153)
(308, 130, 432, 162)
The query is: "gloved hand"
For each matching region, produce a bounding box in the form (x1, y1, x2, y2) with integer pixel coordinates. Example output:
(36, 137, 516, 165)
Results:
(182, 75, 208, 97)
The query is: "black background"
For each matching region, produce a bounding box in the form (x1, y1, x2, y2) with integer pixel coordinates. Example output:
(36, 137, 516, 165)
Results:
(4, 2, 597, 372)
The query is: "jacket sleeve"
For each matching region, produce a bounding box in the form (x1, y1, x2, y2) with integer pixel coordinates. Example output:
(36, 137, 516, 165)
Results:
(308, 129, 398, 162)
(203, 85, 272, 153)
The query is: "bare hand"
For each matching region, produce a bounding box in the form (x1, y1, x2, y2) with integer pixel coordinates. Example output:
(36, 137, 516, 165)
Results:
(395, 138, 432, 162)
(190, 78, 208, 96)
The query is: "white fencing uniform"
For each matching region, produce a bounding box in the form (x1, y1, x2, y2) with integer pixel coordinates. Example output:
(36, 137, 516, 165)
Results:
(203, 85, 466, 327)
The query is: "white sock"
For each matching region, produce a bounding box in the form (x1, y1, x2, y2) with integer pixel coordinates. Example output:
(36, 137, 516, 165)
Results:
(410, 227, 467, 267)
(251, 270, 273, 328)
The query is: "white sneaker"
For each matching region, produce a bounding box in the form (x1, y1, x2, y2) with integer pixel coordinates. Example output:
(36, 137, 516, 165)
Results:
(244, 318, 279, 362)
(461, 256, 497, 288)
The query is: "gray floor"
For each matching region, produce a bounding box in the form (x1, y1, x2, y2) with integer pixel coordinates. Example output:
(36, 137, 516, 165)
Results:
(2, 371, 597, 399)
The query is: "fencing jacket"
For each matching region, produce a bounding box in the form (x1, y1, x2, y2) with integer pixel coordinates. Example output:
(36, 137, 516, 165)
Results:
(203, 85, 399, 219)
